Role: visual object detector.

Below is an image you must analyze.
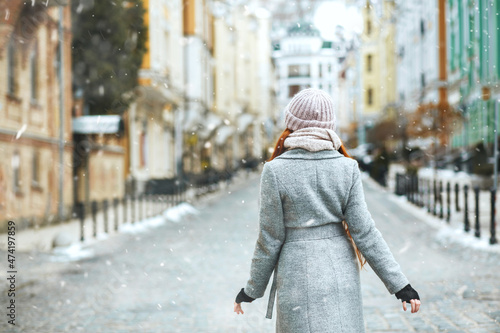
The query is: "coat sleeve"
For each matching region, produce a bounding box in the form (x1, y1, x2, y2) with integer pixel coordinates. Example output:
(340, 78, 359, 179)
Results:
(343, 161, 409, 294)
(244, 163, 286, 299)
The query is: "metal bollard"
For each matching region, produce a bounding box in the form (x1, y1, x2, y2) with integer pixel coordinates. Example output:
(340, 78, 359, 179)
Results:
(131, 195, 136, 224)
(103, 199, 109, 233)
(433, 180, 437, 216)
(439, 181, 444, 219)
(464, 185, 470, 232)
(91, 200, 98, 238)
(474, 187, 480, 238)
(123, 196, 128, 224)
(78, 202, 85, 242)
(427, 179, 432, 213)
(114, 198, 119, 231)
(141, 194, 146, 220)
(455, 183, 460, 212)
(446, 182, 451, 223)
(490, 189, 497, 244)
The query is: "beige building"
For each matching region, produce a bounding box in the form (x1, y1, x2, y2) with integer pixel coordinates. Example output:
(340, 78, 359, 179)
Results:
(212, 4, 275, 169)
(0, 2, 73, 229)
(127, 0, 184, 194)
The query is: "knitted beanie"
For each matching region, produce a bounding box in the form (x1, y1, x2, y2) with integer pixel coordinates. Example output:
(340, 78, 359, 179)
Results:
(284, 88, 336, 131)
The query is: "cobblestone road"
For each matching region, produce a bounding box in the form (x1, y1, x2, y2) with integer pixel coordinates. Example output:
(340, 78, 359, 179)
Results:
(1, 172, 499, 332)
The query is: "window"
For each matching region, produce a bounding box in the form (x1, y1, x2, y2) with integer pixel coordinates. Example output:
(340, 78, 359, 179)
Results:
(30, 43, 38, 103)
(32, 151, 40, 186)
(289, 85, 300, 97)
(421, 73, 426, 88)
(367, 88, 373, 106)
(288, 64, 310, 78)
(367, 54, 373, 72)
(12, 151, 21, 193)
(319, 63, 322, 78)
(367, 20, 372, 35)
(420, 19, 425, 37)
(7, 38, 17, 96)
(288, 65, 300, 77)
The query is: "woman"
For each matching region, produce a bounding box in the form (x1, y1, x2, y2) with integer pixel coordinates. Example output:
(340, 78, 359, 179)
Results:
(233, 89, 420, 332)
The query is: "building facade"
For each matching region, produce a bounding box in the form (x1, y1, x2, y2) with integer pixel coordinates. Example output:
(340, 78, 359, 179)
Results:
(448, 0, 500, 152)
(360, 0, 398, 146)
(0, 2, 73, 229)
(127, 0, 184, 195)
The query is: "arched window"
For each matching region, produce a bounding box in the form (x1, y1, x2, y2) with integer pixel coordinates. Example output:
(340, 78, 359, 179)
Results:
(367, 20, 372, 35)
(12, 151, 21, 193)
(30, 43, 38, 103)
(367, 88, 374, 106)
(7, 38, 17, 96)
(367, 54, 373, 72)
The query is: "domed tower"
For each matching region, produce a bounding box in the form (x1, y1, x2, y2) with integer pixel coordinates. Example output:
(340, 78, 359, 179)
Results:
(273, 22, 341, 129)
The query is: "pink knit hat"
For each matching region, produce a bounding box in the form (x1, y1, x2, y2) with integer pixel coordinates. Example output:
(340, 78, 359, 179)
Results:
(284, 88, 336, 131)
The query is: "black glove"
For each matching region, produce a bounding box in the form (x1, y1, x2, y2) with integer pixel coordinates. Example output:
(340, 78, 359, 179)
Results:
(235, 288, 255, 304)
(395, 284, 420, 302)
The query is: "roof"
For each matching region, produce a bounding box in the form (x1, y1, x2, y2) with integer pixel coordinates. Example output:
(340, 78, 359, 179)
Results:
(72, 115, 124, 134)
(287, 23, 321, 37)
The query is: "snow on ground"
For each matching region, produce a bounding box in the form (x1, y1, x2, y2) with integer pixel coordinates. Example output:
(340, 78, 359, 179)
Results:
(50, 243, 95, 262)
(162, 202, 199, 223)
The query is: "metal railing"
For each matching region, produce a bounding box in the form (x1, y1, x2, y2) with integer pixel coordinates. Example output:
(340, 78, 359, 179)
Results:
(395, 173, 497, 245)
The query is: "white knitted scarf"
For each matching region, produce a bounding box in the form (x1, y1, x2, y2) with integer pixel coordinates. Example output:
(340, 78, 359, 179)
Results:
(284, 127, 342, 152)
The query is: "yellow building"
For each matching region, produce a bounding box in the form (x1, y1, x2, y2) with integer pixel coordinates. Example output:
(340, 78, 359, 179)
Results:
(360, 0, 397, 123)
(0, 2, 73, 229)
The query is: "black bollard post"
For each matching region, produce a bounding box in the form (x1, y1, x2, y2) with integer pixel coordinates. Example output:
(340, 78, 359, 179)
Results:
(141, 194, 146, 221)
(103, 199, 109, 233)
(490, 189, 497, 244)
(464, 185, 470, 232)
(131, 194, 136, 224)
(439, 181, 444, 219)
(428, 179, 432, 213)
(474, 186, 480, 238)
(78, 202, 85, 242)
(395, 174, 400, 195)
(417, 176, 422, 207)
(114, 198, 119, 231)
(455, 183, 460, 212)
(433, 179, 437, 216)
(91, 200, 98, 238)
(123, 196, 128, 224)
(446, 182, 451, 223)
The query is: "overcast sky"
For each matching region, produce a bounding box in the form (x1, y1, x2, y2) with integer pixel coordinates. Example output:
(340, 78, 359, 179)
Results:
(314, 1, 363, 40)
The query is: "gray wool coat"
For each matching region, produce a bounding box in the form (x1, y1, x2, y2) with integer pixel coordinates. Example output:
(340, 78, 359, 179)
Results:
(244, 148, 409, 333)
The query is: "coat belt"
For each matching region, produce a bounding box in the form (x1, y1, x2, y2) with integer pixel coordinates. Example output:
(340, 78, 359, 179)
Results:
(265, 223, 346, 319)
(266, 266, 278, 319)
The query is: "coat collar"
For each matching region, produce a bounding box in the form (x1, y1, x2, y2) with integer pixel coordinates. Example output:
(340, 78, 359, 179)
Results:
(275, 148, 343, 160)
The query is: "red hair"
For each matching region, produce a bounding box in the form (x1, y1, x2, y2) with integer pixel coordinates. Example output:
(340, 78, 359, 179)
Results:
(268, 128, 367, 269)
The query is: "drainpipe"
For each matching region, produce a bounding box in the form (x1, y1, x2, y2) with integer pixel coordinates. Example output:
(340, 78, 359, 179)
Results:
(58, 6, 65, 221)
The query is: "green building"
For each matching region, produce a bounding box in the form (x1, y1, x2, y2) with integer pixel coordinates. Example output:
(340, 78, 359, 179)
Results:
(448, 0, 500, 151)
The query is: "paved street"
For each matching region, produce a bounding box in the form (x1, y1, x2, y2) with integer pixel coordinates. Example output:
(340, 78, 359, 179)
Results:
(1, 172, 500, 333)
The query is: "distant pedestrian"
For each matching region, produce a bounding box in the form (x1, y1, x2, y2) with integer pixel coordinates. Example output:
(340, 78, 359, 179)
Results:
(233, 88, 420, 332)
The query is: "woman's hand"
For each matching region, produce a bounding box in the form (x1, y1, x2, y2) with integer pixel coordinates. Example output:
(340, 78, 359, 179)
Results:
(234, 302, 244, 314)
(402, 299, 421, 313)
(395, 284, 420, 313)
(234, 288, 254, 315)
